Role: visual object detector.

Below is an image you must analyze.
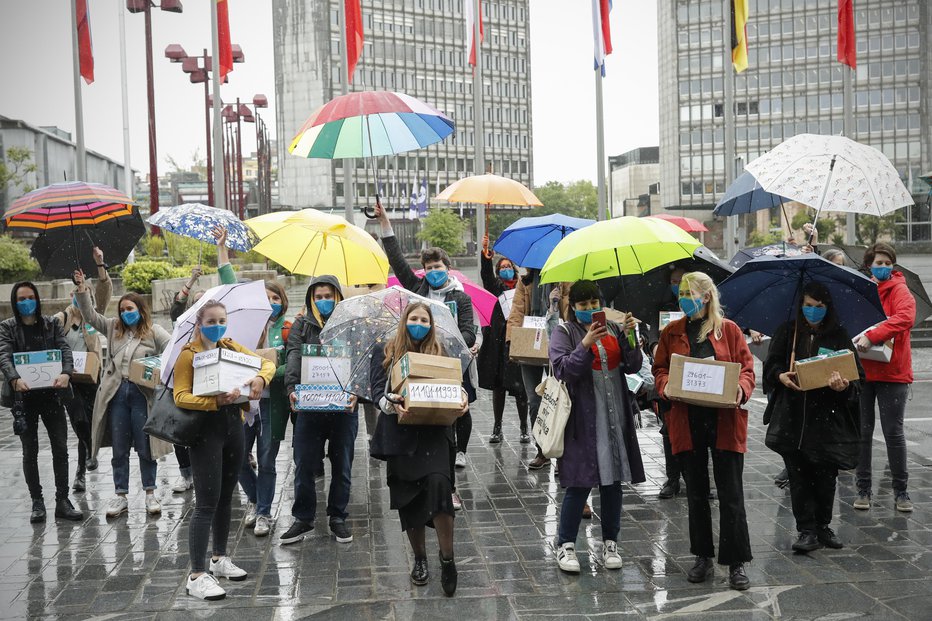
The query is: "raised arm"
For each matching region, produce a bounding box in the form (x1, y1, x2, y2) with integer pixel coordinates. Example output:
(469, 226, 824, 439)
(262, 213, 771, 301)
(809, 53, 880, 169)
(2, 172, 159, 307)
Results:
(73, 270, 114, 335)
(92, 246, 113, 315)
(374, 202, 423, 292)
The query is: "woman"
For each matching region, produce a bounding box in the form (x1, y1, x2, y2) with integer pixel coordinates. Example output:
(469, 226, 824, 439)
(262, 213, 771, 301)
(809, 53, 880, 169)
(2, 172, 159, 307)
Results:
(240, 281, 291, 537)
(821, 248, 846, 266)
(369, 302, 468, 596)
(853, 242, 915, 512)
(173, 300, 276, 600)
(74, 270, 172, 518)
(763, 282, 863, 552)
(478, 234, 528, 444)
(549, 280, 645, 574)
(652, 272, 755, 591)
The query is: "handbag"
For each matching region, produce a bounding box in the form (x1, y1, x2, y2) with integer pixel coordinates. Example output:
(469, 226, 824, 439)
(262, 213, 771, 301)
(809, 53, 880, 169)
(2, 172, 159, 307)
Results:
(143, 385, 209, 447)
(533, 363, 572, 458)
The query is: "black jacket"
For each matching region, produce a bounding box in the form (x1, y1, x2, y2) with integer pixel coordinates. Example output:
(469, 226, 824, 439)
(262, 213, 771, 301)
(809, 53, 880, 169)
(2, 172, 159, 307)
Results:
(284, 275, 345, 397)
(762, 319, 864, 469)
(476, 253, 522, 392)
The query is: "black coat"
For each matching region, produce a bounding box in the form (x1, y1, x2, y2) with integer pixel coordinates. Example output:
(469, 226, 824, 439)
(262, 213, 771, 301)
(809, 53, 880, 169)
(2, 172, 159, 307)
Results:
(762, 319, 864, 469)
(476, 254, 523, 393)
(0, 315, 74, 407)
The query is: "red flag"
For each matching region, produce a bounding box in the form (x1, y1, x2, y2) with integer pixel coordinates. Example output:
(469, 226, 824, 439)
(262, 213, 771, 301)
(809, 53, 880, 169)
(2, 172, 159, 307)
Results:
(838, 0, 856, 68)
(346, 0, 364, 83)
(76, 0, 93, 84)
(466, 0, 484, 67)
(217, 0, 234, 78)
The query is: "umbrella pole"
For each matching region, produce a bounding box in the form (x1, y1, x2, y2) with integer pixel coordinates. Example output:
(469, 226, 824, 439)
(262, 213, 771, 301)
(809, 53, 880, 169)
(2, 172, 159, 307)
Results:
(780, 204, 792, 238)
(809, 155, 838, 245)
(363, 116, 382, 219)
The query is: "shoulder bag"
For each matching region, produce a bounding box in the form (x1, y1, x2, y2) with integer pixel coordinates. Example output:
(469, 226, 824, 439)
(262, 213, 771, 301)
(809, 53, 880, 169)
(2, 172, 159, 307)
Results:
(532, 325, 573, 458)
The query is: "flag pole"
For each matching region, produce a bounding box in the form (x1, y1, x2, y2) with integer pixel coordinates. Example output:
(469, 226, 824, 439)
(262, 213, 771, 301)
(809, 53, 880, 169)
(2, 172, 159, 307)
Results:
(472, 0, 486, 264)
(210, 0, 226, 211)
(339, 0, 354, 224)
(70, 0, 87, 180)
(117, 0, 132, 197)
(723, 0, 737, 258)
(595, 69, 607, 221)
(843, 67, 856, 244)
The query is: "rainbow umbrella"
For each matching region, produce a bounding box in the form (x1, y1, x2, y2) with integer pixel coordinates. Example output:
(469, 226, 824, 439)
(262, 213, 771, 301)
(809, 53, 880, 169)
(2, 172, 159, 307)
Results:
(3, 181, 135, 229)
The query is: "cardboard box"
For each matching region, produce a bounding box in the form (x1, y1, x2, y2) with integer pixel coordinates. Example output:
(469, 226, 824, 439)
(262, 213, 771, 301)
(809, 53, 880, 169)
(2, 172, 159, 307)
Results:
(13, 350, 62, 389)
(659, 311, 685, 330)
(293, 383, 353, 411)
(129, 355, 162, 389)
(71, 351, 101, 384)
(747, 336, 772, 362)
(795, 349, 860, 391)
(509, 326, 550, 366)
(300, 344, 352, 387)
(853, 327, 894, 363)
(256, 347, 281, 366)
(665, 353, 741, 408)
(192, 348, 261, 399)
(390, 351, 462, 393)
(398, 378, 464, 426)
(522, 315, 548, 329)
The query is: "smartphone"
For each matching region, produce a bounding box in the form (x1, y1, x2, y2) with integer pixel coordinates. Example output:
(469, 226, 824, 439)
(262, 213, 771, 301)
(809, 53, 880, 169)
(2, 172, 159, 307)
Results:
(591, 311, 606, 328)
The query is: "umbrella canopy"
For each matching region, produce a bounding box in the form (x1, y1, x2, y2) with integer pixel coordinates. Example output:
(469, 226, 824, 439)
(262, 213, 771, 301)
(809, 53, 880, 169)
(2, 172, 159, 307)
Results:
(745, 134, 913, 218)
(729, 242, 803, 269)
(288, 91, 454, 159)
(160, 281, 272, 388)
(387, 269, 496, 327)
(31, 207, 145, 278)
(435, 174, 542, 208)
(318, 286, 475, 401)
(646, 213, 708, 233)
(539, 216, 702, 284)
(245, 208, 389, 285)
(713, 170, 793, 217)
(493, 214, 594, 270)
(3, 181, 134, 226)
(718, 254, 887, 337)
(147, 203, 257, 251)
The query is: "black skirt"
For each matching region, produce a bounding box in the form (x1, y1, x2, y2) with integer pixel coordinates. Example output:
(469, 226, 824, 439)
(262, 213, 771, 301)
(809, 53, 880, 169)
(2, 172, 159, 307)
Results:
(387, 425, 455, 530)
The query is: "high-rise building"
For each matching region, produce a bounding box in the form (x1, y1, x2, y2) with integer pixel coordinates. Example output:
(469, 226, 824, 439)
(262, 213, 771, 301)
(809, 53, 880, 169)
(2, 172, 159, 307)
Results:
(273, 0, 534, 222)
(608, 146, 660, 218)
(658, 0, 931, 241)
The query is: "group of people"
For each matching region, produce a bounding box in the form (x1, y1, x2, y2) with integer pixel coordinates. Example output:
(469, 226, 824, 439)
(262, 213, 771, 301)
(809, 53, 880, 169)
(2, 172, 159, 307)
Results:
(0, 212, 915, 598)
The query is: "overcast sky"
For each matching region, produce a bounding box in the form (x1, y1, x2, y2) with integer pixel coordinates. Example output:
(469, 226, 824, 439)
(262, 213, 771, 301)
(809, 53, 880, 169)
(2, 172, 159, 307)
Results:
(0, 0, 659, 186)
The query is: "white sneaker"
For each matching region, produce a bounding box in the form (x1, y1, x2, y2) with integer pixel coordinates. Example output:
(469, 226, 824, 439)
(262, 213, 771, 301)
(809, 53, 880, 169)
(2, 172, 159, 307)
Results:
(602, 540, 622, 570)
(106, 496, 128, 518)
(145, 494, 161, 515)
(187, 572, 226, 600)
(454, 452, 467, 469)
(451, 492, 463, 512)
(209, 556, 247, 581)
(557, 543, 581, 573)
(244, 502, 257, 527)
(254, 515, 270, 537)
(171, 476, 193, 493)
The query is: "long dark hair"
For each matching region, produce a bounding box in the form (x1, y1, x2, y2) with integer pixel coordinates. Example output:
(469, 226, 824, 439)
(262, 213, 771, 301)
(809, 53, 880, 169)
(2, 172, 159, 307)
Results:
(382, 302, 445, 369)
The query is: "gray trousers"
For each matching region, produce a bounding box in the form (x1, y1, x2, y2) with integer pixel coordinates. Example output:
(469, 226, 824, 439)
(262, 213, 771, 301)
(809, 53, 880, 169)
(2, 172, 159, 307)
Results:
(856, 381, 910, 495)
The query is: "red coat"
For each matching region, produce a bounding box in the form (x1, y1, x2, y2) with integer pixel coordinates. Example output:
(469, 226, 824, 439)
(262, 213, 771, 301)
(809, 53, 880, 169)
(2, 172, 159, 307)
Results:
(652, 317, 756, 455)
(863, 271, 914, 384)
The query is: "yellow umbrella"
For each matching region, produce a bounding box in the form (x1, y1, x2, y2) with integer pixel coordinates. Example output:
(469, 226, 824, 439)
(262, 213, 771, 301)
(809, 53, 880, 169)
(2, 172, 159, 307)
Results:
(436, 173, 543, 231)
(244, 209, 389, 285)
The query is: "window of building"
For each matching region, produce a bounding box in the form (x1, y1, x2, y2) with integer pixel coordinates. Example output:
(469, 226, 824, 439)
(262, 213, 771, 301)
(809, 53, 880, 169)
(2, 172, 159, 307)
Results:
(682, 182, 692, 196)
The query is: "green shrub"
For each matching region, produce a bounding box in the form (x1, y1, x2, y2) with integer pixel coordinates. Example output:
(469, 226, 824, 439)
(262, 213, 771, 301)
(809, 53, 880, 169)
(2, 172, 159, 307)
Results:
(121, 260, 187, 294)
(0, 236, 40, 283)
(140, 234, 165, 259)
(164, 232, 218, 266)
(746, 230, 781, 247)
(417, 209, 466, 255)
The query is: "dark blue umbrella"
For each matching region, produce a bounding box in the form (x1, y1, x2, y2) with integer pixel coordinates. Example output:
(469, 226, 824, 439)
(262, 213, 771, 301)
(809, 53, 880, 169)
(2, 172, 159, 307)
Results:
(714, 171, 793, 216)
(729, 242, 803, 269)
(493, 214, 594, 269)
(718, 254, 886, 337)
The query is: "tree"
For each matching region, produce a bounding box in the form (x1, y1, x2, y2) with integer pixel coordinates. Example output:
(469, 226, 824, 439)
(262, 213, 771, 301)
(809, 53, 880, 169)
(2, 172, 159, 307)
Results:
(0, 146, 37, 197)
(857, 213, 902, 245)
(487, 179, 598, 239)
(417, 208, 466, 255)
(790, 208, 838, 244)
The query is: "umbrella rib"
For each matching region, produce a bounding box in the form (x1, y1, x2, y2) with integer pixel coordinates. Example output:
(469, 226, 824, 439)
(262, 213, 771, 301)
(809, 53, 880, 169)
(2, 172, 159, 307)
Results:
(294, 230, 323, 274)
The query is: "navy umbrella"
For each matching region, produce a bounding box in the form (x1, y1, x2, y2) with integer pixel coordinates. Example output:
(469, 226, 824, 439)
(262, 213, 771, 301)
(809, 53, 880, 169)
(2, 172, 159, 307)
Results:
(493, 214, 594, 269)
(714, 170, 793, 217)
(729, 242, 803, 269)
(718, 254, 887, 337)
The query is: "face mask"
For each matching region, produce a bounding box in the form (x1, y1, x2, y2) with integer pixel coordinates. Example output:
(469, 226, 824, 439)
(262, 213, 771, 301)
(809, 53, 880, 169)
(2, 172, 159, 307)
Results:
(121, 310, 140, 327)
(16, 299, 37, 316)
(802, 305, 827, 324)
(499, 268, 515, 281)
(871, 266, 893, 281)
(270, 303, 283, 318)
(314, 299, 335, 317)
(574, 307, 600, 324)
(670, 284, 680, 297)
(201, 324, 227, 343)
(407, 323, 430, 341)
(678, 296, 705, 318)
(425, 269, 448, 288)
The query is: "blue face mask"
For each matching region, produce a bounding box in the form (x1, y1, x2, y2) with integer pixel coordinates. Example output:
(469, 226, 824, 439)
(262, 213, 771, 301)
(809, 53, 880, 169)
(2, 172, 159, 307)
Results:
(121, 310, 141, 327)
(314, 299, 335, 317)
(16, 299, 37, 316)
(574, 307, 601, 324)
(425, 269, 449, 288)
(802, 305, 827, 324)
(407, 323, 430, 341)
(201, 324, 227, 343)
(871, 266, 893, 281)
(270, 303, 283, 318)
(671, 284, 680, 297)
(678, 296, 705, 318)
(499, 268, 515, 281)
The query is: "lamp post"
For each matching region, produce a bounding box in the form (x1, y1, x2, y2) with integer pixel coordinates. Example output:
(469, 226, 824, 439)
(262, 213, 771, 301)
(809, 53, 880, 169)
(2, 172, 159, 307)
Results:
(219, 95, 268, 219)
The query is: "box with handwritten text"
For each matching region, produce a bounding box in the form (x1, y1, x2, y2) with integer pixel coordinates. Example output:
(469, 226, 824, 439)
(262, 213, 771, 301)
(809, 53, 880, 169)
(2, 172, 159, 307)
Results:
(398, 378, 464, 426)
(665, 353, 741, 408)
(13, 350, 62, 390)
(390, 351, 462, 393)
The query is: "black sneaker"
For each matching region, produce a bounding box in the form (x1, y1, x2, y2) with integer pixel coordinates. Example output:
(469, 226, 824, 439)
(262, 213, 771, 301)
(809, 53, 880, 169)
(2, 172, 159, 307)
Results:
(686, 556, 714, 583)
(54, 498, 83, 521)
(791, 531, 821, 553)
(728, 563, 750, 590)
(30, 499, 46, 523)
(410, 557, 429, 586)
(72, 474, 86, 493)
(659, 478, 680, 499)
(519, 431, 531, 444)
(280, 520, 313, 545)
(489, 427, 503, 444)
(328, 518, 353, 543)
(817, 527, 843, 549)
(439, 552, 457, 596)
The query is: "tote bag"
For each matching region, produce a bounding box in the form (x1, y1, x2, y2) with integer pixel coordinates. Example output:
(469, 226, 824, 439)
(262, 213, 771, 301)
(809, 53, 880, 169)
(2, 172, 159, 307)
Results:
(533, 364, 572, 458)
(142, 385, 208, 447)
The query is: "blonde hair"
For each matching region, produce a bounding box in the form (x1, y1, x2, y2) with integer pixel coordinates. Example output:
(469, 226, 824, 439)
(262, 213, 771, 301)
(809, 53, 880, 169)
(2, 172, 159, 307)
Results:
(680, 271, 724, 342)
(382, 302, 445, 369)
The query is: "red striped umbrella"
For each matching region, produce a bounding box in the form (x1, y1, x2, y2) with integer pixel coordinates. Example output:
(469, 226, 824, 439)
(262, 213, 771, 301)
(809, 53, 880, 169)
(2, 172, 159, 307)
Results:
(4, 181, 135, 230)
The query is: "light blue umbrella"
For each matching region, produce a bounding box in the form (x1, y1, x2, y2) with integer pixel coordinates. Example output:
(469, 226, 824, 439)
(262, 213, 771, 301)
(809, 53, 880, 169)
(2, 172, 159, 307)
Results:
(493, 214, 595, 270)
(147, 203, 257, 251)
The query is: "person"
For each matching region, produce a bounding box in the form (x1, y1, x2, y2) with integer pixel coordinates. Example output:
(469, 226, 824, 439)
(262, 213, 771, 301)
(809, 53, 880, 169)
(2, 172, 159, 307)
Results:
(763, 282, 863, 552)
(853, 242, 916, 512)
(282, 275, 358, 545)
(53, 246, 112, 491)
(369, 302, 468, 596)
(478, 234, 528, 444)
(240, 280, 292, 537)
(549, 280, 645, 573)
(652, 271, 755, 590)
(821, 248, 846, 266)
(172, 300, 276, 600)
(74, 270, 172, 518)
(374, 203, 475, 510)
(0, 282, 83, 523)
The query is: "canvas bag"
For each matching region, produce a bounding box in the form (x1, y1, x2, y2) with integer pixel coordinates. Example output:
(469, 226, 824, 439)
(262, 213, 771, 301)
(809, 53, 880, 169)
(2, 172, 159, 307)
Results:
(532, 325, 572, 458)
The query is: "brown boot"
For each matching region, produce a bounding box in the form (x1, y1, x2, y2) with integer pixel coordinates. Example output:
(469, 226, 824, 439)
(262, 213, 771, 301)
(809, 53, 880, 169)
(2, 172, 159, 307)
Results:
(527, 454, 550, 470)
(582, 503, 592, 519)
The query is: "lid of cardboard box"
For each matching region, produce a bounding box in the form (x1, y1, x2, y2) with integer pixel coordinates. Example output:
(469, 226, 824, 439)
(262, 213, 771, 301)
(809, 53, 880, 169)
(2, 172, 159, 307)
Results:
(192, 348, 261, 369)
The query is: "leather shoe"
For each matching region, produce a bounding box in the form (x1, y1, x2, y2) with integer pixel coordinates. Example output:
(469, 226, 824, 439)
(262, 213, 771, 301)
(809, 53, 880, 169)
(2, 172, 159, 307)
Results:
(582, 503, 592, 519)
(30, 499, 46, 523)
(410, 557, 429, 586)
(686, 556, 714, 583)
(489, 427, 502, 444)
(55, 498, 83, 521)
(791, 531, 821, 553)
(527, 454, 550, 470)
(85, 457, 98, 471)
(439, 553, 457, 596)
(728, 563, 750, 590)
(72, 474, 86, 493)
(817, 527, 843, 549)
(659, 478, 680, 499)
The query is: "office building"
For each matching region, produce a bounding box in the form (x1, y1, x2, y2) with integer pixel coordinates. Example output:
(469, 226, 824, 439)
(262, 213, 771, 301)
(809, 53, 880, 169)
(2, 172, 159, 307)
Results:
(609, 146, 660, 218)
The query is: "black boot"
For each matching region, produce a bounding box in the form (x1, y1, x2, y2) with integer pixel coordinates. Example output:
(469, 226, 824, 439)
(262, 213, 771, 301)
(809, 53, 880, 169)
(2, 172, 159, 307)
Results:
(30, 499, 46, 523)
(410, 557, 429, 586)
(85, 457, 98, 471)
(489, 425, 502, 444)
(774, 468, 790, 489)
(686, 556, 714, 583)
(728, 563, 750, 590)
(55, 498, 83, 521)
(816, 526, 843, 549)
(72, 473, 86, 493)
(439, 552, 457, 596)
(659, 478, 680, 499)
(791, 531, 821, 553)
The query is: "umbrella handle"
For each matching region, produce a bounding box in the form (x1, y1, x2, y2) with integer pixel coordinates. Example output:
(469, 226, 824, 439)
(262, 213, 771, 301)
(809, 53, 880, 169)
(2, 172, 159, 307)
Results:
(364, 195, 381, 220)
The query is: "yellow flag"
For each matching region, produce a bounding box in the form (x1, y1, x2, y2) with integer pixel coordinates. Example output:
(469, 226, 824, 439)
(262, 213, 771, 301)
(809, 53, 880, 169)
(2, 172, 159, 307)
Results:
(732, 0, 749, 73)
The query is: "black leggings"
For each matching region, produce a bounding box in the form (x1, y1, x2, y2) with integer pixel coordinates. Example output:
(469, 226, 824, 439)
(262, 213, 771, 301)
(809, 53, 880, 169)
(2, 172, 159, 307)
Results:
(454, 412, 472, 454)
(66, 383, 95, 474)
(21, 395, 70, 502)
(188, 407, 244, 573)
(492, 387, 529, 431)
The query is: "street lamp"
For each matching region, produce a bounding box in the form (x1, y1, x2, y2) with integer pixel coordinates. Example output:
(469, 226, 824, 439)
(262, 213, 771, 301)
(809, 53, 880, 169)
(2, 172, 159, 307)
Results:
(219, 95, 270, 218)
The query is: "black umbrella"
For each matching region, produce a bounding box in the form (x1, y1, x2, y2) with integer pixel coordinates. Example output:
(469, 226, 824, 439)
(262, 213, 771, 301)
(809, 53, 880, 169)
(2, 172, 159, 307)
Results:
(729, 242, 803, 269)
(31, 208, 146, 278)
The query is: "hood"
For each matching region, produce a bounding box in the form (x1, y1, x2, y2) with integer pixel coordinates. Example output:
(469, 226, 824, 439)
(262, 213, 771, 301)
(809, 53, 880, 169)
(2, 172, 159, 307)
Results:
(10, 281, 41, 325)
(306, 274, 345, 327)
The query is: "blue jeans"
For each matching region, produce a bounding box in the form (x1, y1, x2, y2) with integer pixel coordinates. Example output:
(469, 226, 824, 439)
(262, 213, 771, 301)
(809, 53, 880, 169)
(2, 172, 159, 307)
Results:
(109, 380, 157, 494)
(292, 411, 358, 523)
(557, 483, 623, 546)
(239, 399, 281, 516)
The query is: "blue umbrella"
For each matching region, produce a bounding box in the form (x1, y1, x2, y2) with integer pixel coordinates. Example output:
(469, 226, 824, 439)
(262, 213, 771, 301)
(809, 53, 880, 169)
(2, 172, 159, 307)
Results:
(493, 214, 594, 269)
(718, 254, 887, 337)
(146, 203, 257, 252)
(729, 242, 803, 269)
